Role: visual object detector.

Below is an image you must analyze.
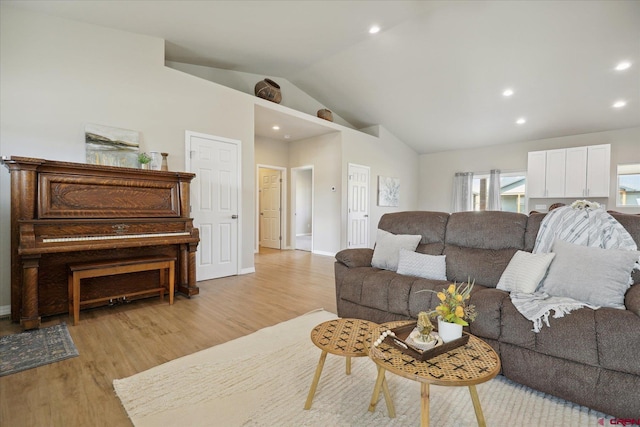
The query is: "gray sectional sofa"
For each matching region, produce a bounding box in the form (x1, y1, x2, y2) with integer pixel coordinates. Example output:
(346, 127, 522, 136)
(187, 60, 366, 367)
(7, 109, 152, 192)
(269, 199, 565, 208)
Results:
(334, 210, 640, 418)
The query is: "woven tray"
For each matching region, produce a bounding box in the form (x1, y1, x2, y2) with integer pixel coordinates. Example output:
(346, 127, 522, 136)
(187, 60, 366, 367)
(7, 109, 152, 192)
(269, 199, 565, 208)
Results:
(383, 322, 469, 361)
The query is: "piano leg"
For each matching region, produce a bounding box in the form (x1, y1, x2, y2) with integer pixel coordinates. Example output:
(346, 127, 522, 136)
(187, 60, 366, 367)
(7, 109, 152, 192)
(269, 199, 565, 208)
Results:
(177, 243, 199, 297)
(21, 255, 41, 329)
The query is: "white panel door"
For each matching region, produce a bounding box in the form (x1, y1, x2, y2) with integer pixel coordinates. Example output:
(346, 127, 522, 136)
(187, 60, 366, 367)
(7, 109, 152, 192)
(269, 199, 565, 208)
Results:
(347, 164, 370, 248)
(187, 132, 239, 280)
(260, 169, 282, 249)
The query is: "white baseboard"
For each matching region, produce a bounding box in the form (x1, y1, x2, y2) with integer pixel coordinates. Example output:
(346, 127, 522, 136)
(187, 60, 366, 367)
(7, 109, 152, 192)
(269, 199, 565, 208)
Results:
(239, 267, 256, 275)
(312, 250, 336, 257)
(0, 305, 10, 317)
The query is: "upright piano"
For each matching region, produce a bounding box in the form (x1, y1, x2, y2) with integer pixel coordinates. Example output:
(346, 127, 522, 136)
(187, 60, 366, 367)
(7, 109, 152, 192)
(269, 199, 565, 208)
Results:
(2, 156, 200, 329)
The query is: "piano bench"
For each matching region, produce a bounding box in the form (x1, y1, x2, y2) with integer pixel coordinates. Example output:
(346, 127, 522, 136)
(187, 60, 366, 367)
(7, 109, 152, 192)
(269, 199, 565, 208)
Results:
(67, 256, 176, 326)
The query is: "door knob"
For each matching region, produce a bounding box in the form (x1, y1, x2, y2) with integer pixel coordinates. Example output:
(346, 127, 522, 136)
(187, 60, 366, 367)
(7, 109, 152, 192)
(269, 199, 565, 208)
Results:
(232, 215, 238, 219)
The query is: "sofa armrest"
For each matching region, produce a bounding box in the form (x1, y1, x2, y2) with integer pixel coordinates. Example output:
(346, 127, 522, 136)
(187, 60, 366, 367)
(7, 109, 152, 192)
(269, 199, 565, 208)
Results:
(335, 248, 374, 268)
(625, 284, 640, 317)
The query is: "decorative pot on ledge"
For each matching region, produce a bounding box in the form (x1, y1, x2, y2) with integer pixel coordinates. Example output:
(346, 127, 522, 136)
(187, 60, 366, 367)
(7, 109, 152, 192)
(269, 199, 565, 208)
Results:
(254, 78, 282, 104)
(317, 108, 333, 122)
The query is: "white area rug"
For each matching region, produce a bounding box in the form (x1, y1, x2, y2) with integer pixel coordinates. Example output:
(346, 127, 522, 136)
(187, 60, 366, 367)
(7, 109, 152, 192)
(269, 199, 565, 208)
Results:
(114, 309, 608, 426)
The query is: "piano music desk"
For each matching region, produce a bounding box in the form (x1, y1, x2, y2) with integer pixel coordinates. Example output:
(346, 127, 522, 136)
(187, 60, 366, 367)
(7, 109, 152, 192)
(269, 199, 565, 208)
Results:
(68, 256, 176, 325)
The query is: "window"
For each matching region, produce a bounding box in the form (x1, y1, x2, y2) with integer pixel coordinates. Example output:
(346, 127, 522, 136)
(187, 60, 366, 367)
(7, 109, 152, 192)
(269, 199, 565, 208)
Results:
(617, 163, 640, 207)
(473, 172, 526, 213)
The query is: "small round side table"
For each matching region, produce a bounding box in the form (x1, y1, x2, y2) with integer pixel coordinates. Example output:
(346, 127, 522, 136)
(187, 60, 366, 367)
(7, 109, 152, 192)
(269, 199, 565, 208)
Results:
(304, 317, 394, 416)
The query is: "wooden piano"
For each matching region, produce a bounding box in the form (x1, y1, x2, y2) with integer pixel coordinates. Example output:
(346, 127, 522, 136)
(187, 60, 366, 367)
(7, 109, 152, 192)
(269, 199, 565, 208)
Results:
(2, 156, 200, 329)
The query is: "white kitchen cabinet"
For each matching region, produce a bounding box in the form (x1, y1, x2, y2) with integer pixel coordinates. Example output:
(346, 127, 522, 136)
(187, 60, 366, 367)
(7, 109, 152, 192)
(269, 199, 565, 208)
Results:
(564, 146, 588, 197)
(527, 144, 610, 198)
(527, 150, 547, 198)
(545, 149, 566, 198)
(585, 144, 611, 197)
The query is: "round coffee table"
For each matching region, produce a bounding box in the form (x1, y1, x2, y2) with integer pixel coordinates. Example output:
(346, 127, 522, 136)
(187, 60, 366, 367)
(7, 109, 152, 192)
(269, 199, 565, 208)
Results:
(368, 321, 501, 427)
(304, 318, 394, 415)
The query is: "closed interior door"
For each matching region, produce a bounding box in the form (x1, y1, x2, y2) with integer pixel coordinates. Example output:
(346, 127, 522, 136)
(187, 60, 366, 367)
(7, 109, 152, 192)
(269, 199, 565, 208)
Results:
(260, 168, 282, 249)
(348, 163, 370, 248)
(187, 131, 239, 280)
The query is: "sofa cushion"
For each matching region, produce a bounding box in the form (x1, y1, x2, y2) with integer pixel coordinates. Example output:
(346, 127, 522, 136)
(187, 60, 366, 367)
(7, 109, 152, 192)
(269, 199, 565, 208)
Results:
(335, 248, 374, 268)
(540, 239, 640, 309)
(501, 301, 599, 366)
(444, 211, 527, 287)
(497, 250, 555, 293)
(371, 229, 421, 271)
(468, 287, 506, 341)
(444, 246, 518, 288)
(407, 278, 450, 317)
(379, 211, 449, 255)
(338, 267, 413, 317)
(446, 211, 528, 250)
(397, 249, 447, 280)
(524, 213, 545, 252)
(595, 308, 640, 375)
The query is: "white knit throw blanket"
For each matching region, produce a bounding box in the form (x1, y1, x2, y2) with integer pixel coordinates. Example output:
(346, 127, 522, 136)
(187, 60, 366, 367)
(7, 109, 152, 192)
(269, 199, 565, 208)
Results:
(511, 206, 637, 332)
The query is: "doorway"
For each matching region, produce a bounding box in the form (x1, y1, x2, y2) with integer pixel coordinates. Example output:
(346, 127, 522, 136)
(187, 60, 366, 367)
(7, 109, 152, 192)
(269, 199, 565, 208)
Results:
(257, 166, 284, 249)
(292, 166, 313, 252)
(185, 131, 241, 280)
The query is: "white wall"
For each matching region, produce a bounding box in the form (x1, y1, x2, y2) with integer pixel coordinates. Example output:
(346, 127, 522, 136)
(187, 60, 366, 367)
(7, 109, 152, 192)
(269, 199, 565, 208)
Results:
(289, 133, 342, 255)
(255, 136, 290, 168)
(0, 6, 257, 310)
(0, 6, 422, 315)
(419, 127, 640, 214)
(342, 125, 420, 247)
(167, 61, 355, 129)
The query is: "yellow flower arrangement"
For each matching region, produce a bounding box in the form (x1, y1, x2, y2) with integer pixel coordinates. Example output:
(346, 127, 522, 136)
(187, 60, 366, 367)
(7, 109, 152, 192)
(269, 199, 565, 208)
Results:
(430, 280, 477, 326)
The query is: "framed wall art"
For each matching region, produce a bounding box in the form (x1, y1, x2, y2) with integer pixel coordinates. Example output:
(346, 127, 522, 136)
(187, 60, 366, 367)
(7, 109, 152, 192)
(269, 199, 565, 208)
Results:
(378, 176, 400, 207)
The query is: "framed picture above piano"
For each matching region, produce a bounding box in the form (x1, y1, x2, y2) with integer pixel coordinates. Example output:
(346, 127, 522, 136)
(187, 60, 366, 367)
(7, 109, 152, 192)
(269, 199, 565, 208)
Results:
(85, 123, 140, 168)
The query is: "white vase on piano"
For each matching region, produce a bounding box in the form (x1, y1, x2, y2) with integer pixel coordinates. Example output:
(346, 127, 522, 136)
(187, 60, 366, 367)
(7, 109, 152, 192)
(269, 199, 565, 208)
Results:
(149, 151, 162, 170)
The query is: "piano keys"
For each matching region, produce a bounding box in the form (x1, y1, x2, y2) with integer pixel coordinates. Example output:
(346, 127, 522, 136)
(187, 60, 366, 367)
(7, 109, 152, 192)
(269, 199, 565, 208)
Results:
(1, 156, 200, 329)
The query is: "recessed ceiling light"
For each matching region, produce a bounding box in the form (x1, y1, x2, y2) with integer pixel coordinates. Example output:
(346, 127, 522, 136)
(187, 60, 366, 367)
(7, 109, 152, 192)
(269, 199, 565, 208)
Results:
(516, 117, 526, 125)
(272, 125, 280, 130)
(612, 100, 627, 108)
(615, 61, 631, 71)
(369, 25, 380, 34)
(284, 134, 291, 139)
(502, 88, 514, 97)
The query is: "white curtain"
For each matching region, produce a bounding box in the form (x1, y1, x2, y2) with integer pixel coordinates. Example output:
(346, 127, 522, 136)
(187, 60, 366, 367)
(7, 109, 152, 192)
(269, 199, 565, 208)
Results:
(452, 172, 473, 212)
(487, 169, 502, 211)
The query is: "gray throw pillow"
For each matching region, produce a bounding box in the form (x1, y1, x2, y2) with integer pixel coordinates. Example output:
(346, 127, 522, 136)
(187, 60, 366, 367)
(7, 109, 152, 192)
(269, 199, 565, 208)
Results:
(540, 239, 640, 309)
(397, 248, 447, 280)
(371, 229, 422, 271)
(497, 250, 556, 294)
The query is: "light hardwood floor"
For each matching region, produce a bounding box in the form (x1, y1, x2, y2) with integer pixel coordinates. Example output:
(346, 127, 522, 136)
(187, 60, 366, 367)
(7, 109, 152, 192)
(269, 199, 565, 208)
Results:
(0, 248, 337, 427)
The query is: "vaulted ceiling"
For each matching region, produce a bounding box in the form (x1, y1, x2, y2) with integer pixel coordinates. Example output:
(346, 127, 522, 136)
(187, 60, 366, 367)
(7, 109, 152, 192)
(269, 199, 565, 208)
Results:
(6, 1, 640, 154)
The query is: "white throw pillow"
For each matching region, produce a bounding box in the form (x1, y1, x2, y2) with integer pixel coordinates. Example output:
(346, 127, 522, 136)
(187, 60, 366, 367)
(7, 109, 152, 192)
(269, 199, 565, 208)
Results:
(371, 229, 422, 272)
(497, 250, 556, 294)
(397, 248, 447, 280)
(540, 239, 640, 309)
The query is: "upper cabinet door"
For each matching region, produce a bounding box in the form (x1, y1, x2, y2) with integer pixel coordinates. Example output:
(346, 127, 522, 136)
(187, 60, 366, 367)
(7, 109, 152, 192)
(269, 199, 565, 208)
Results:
(565, 146, 588, 198)
(545, 149, 566, 198)
(527, 151, 547, 198)
(586, 144, 611, 197)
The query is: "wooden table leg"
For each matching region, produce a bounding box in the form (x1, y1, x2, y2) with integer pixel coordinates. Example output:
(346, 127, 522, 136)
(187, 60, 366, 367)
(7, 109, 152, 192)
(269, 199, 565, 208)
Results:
(304, 350, 327, 410)
(346, 356, 351, 375)
(381, 375, 396, 418)
(468, 385, 487, 427)
(421, 383, 430, 427)
(368, 366, 386, 412)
